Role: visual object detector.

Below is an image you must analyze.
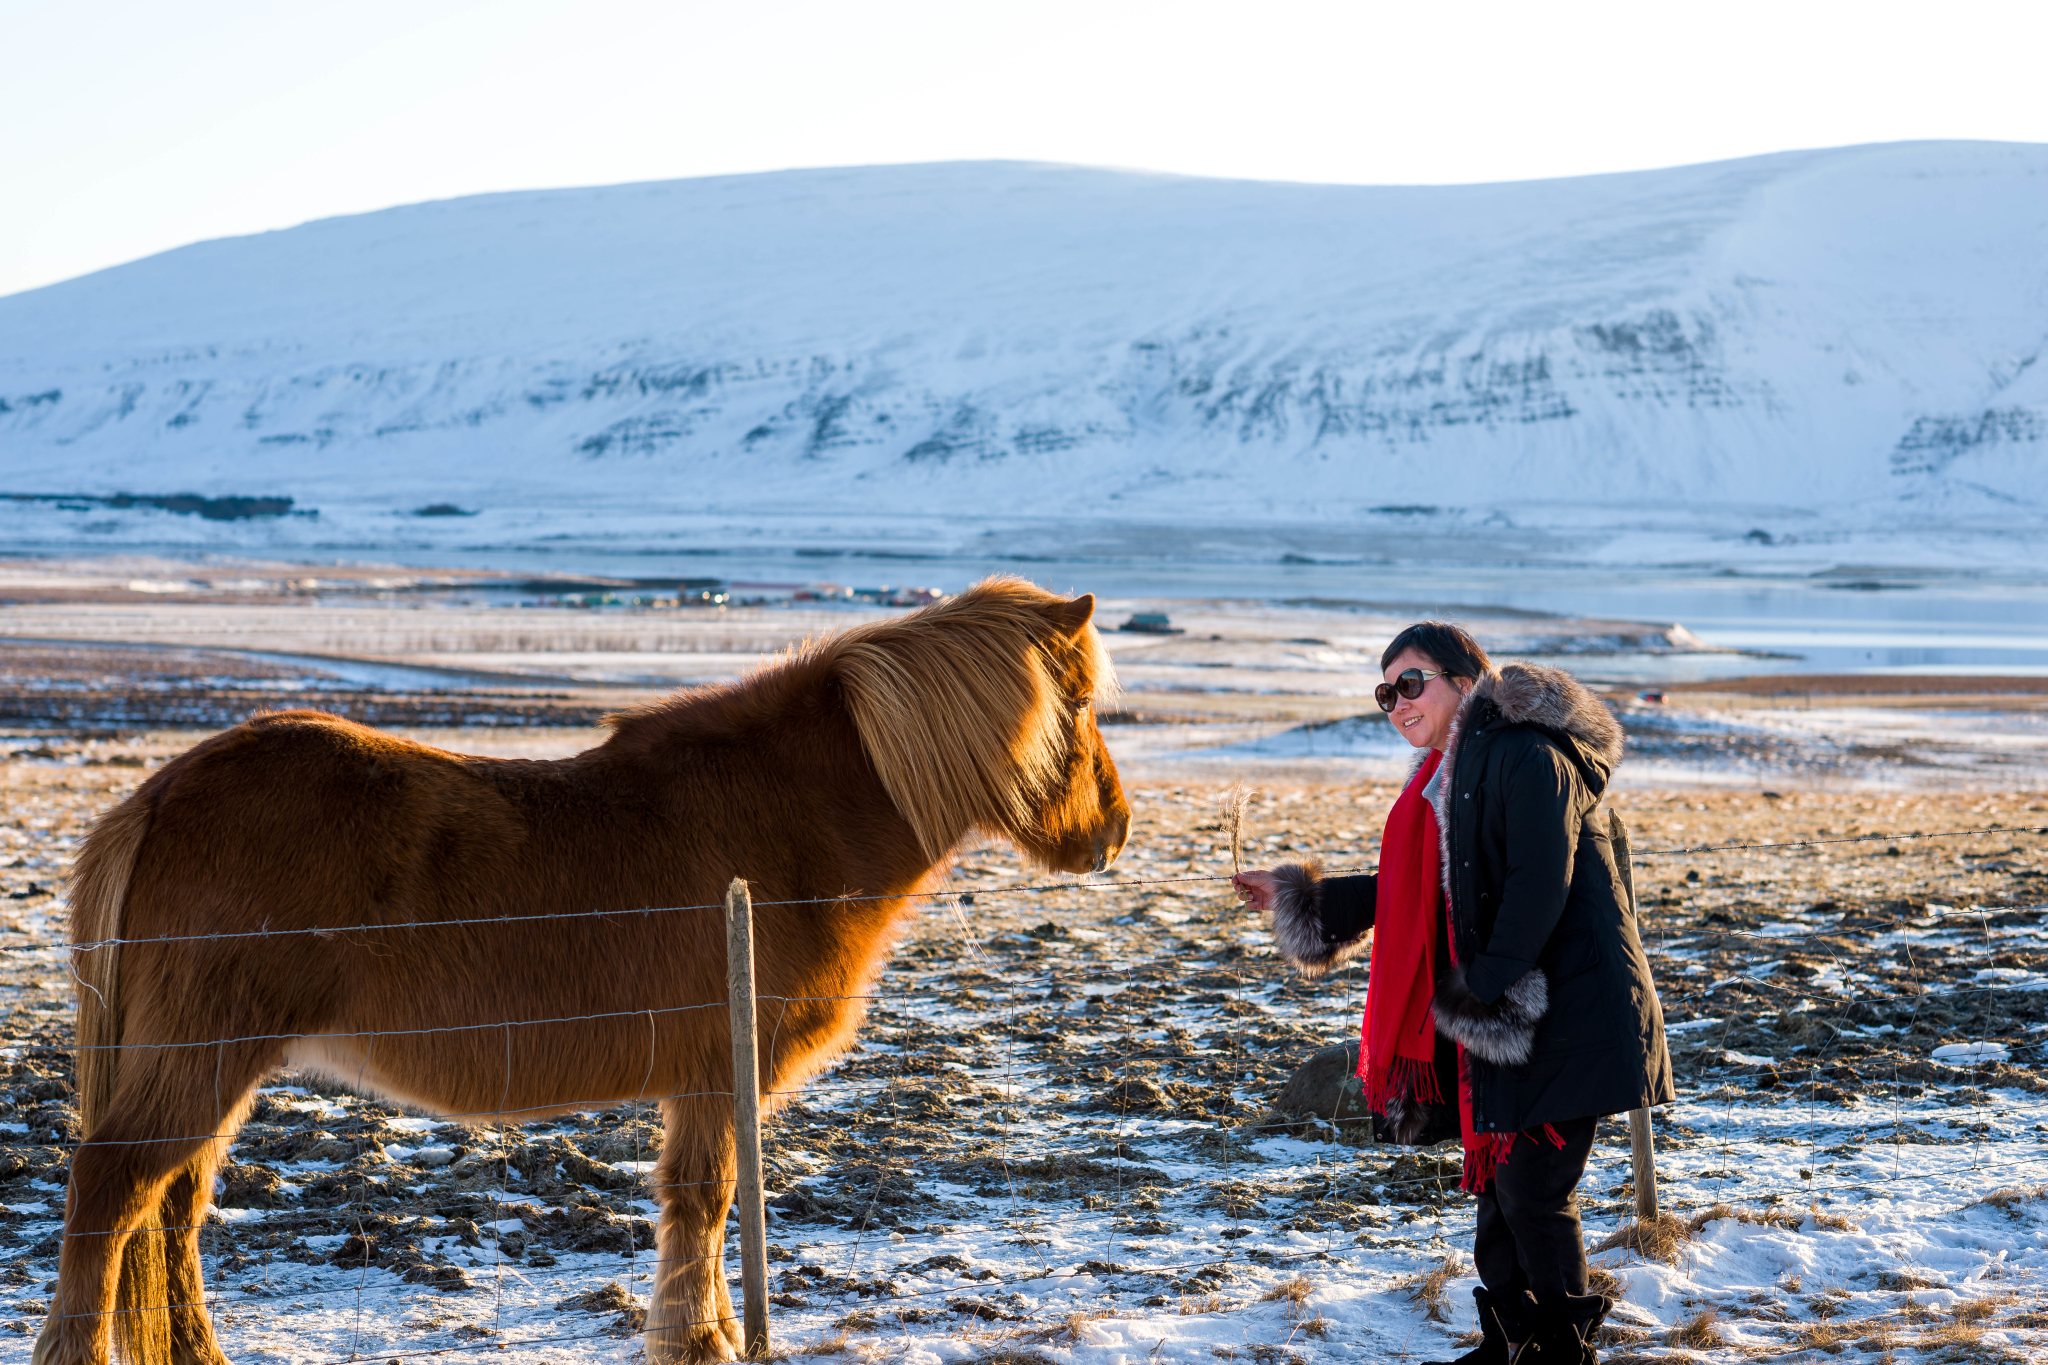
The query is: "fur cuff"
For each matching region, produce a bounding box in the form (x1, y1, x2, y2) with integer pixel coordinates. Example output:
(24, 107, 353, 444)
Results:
(1268, 861, 1364, 978)
(1431, 962, 1548, 1066)
(1267, 862, 1325, 969)
(1381, 1090, 1428, 1145)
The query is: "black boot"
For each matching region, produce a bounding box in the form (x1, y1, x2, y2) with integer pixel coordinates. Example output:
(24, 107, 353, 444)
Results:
(1515, 1293, 1612, 1365)
(1423, 1287, 1516, 1365)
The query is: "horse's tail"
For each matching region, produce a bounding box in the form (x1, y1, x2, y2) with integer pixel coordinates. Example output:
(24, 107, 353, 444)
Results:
(66, 792, 173, 1365)
(71, 794, 150, 1130)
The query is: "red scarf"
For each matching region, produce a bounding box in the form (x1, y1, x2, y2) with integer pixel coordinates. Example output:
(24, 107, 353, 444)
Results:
(1358, 750, 1560, 1192)
(1357, 750, 1445, 1116)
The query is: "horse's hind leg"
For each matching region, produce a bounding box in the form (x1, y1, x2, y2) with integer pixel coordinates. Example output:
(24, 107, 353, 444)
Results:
(645, 1093, 742, 1364)
(36, 1129, 183, 1365)
(37, 1044, 273, 1365)
(162, 1148, 233, 1365)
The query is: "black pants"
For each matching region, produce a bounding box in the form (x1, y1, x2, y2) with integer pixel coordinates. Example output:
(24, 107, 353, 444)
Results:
(1473, 1114, 1598, 1339)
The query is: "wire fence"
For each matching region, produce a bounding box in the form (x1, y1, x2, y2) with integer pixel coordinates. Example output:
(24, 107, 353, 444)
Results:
(3, 819, 2044, 1361)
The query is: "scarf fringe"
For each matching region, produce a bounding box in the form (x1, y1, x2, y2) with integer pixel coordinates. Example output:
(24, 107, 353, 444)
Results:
(1459, 1122, 1570, 1193)
(1359, 1052, 1443, 1113)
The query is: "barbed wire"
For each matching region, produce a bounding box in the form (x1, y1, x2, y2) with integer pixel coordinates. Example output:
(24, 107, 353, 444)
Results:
(11, 820, 2040, 958)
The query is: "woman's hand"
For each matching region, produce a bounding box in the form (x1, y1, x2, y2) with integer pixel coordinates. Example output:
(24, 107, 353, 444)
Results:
(1232, 869, 1278, 913)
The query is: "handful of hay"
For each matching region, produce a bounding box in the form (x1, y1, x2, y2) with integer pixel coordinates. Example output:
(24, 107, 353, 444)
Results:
(1221, 784, 1254, 875)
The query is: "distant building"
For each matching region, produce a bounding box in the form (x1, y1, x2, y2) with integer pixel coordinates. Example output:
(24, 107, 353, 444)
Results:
(1119, 612, 1184, 635)
(793, 584, 947, 607)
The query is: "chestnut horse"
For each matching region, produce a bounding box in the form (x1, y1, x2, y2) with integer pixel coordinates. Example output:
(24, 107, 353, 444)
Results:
(39, 578, 1128, 1365)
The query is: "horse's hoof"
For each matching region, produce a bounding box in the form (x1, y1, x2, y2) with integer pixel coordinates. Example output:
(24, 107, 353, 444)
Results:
(645, 1325, 740, 1365)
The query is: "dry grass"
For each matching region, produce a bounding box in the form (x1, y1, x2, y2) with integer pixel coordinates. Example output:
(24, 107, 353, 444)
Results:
(1259, 1277, 1313, 1307)
(1290, 1314, 1330, 1341)
(1875, 1271, 1944, 1292)
(1968, 1184, 2046, 1215)
(1180, 1293, 1230, 1316)
(1258, 1275, 1326, 1339)
(801, 1332, 852, 1356)
(1788, 1319, 1858, 1354)
(1665, 1309, 1726, 1350)
(1596, 1325, 1654, 1347)
(1221, 784, 1253, 874)
(1912, 1322, 1986, 1353)
(1949, 1294, 2017, 1325)
(1807, 1290, 1852, 1321)
(1400, 1254, 1466, 1324)
(1728, 1292, 1792, 1323)
(1022, 1311, 1113, 1345)
(1592, 1213, 1693, 1262)
(1687, 1202, 1808, 1232)
(1594, 1201, 1842, 1268)
(1243, 1347, 1306, 1365)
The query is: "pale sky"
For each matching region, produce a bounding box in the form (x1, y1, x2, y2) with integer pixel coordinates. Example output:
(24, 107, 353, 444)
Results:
(6, 0, 2046, 298)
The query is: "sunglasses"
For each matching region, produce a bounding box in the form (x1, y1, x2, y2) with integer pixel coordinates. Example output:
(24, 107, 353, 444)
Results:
(1376, 667, 1447, 711)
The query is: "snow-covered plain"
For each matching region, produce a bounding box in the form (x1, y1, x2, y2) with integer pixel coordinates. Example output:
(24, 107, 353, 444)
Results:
(2, 143, 2045, 566)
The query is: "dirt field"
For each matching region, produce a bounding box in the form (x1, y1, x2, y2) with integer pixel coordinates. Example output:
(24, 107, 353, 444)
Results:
(4, 734, 2045, 1363)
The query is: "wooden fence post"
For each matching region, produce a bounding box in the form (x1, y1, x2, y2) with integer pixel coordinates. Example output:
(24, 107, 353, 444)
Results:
(1628, 1106, 1659, 1222)
(726, 878, 770, 1358)
(1609, 812, 1660, 1225)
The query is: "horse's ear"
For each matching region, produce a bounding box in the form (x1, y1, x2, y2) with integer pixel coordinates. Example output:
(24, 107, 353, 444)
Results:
(1049, 593, 1095, 636)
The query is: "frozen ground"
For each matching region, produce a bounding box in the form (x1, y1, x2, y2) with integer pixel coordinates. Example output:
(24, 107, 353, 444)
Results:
(3, 763, 2046, 1365)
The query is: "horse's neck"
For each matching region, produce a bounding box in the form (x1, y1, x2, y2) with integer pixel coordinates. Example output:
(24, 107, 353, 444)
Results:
(597, 677, 946, 905)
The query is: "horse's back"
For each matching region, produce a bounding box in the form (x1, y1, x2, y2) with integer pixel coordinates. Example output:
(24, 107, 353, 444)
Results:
(119, 710, 543, 937)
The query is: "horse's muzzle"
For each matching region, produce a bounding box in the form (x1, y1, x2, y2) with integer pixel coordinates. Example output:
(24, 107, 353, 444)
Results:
(1090, 825, 1127, 874)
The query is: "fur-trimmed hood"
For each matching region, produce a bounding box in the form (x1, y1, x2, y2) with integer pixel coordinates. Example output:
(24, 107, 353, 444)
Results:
(1427, 661, 1623, 811)
(1468, 661, 1624, 775)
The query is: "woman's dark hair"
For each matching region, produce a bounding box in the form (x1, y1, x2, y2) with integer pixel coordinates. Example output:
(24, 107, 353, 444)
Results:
(1380, 620, 1493, 680)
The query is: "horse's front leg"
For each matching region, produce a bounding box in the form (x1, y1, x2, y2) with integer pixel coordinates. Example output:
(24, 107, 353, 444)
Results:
(646, 1094, 742, 1364)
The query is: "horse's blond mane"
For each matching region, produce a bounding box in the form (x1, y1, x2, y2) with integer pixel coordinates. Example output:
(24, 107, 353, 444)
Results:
(807, 577, 1114, 862)
(603, 577, 1115, 862)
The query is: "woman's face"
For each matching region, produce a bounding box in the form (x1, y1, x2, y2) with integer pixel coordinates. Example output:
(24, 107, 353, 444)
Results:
(1384, 646, 1470, 751)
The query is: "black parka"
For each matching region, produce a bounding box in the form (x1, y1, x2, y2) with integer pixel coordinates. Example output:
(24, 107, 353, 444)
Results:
(1270, 662, 1674, 1135)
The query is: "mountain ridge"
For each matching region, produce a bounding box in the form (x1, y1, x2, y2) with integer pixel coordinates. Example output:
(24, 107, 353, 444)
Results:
(2, 142, 2043, 564)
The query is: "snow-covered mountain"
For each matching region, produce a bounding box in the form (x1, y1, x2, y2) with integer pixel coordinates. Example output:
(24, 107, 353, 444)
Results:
(1, 143, 2043, 566)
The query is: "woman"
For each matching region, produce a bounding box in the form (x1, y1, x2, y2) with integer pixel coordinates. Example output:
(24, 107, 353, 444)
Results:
(1235, 622, 1672, 1365)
